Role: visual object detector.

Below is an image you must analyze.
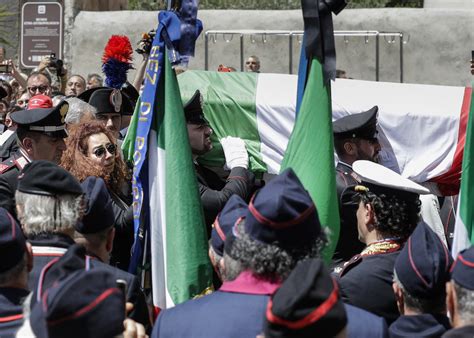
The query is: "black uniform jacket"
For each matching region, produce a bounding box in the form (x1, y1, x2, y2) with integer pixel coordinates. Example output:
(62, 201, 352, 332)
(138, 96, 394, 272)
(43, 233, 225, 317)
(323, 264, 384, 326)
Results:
(195, 165, 255, 233)
(0, 151, 30, 216)
(0, 287, 29, 338)
(337, 240, 403, 325)
(333, 162, 365, 266)
(441, 325, 474, 338)
(109, 188, 134, 271)
(389, 314, 451, 338)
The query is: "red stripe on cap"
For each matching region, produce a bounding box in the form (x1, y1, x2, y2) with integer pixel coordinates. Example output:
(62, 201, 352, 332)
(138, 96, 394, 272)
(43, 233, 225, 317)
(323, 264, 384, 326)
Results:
(407, 237, 430, 287)
(450, 259, 458, 273)
(36, 257, 60, 302)
(248, 195, 315, 229)
(34, 253, 64, 257)
(458, 254, 474, 267)
(266, 279, 339, 329)
(7, 212, 15, 238)
(0, 314, 23, 323)
(438, 232, 450, 272)
(47, 288, 120, 326)
(214, 218, 226, 241)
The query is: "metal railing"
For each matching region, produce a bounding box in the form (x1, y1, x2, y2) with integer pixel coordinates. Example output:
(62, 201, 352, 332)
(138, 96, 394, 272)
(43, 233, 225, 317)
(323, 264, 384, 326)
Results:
(204, 30, 407, 82)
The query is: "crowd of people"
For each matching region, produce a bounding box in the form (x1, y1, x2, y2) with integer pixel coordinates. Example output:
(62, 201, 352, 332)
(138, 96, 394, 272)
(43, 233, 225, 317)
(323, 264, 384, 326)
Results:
(0, 37, 473, 338)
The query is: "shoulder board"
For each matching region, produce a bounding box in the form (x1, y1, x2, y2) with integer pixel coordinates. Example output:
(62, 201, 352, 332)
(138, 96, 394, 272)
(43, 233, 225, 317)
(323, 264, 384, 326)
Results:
(350, 171, 361, 183)
(0, 159, 15, 174)
(14, 156, 29, 170)
(340, 254, 363, 277)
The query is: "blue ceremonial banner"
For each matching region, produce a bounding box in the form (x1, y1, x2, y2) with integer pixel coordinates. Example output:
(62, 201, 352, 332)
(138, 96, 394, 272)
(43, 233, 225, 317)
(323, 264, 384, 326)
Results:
(129, 12, 177, 273)
(128, 14, 162, 273)
(129, 8, 202, 274)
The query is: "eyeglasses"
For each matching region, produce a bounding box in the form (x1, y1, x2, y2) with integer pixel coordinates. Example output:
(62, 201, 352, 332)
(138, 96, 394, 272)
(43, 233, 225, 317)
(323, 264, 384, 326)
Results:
(17, 99, 29, 105)
(246, 61, 257, 65)
(27, 85, 49, 94)
(93, 143, 117, 157)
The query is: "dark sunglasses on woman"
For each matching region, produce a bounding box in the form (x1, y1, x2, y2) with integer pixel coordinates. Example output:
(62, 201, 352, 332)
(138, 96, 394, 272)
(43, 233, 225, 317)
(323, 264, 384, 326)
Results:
(93, 143, 117, 157)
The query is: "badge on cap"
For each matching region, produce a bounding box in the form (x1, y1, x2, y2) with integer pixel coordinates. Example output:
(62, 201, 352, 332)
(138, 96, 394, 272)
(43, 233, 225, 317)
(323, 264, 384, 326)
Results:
(109, 89, 122, 113)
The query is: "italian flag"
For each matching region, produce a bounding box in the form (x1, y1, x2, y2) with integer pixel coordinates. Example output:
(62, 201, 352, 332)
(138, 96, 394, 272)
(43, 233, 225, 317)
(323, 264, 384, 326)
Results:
(178, 71, 471, 195)
(279, 58, 340, 262)
(124, 54, 213, 309)
(452, 85, 474, 257)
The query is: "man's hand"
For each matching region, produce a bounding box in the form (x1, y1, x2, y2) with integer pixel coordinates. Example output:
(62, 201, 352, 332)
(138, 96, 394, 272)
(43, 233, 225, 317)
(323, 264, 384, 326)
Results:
(38, 56, 51, 71)
(122, 318, 148, 338)
(220, 136, 249, 170)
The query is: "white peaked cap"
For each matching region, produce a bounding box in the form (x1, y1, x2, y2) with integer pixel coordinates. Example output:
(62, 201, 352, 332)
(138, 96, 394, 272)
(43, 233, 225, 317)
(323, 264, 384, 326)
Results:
(353, 160, 430, 195)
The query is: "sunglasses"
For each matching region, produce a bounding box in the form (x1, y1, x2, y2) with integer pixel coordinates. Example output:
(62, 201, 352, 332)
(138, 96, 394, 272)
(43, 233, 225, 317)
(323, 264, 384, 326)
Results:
(27, 85, 49, 94)
(93, 143, 117, 157)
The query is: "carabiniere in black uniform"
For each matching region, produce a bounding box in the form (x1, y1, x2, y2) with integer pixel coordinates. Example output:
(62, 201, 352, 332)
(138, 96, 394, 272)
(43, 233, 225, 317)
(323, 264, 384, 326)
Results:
(332, 106, 380, 267)
(0, 99, 69, 217)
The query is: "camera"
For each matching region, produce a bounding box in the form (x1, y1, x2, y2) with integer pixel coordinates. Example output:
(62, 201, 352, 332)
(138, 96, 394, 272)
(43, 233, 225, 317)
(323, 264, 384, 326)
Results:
(136, 30, 156, 55)
(0, 63, 10, 74)
(48, 53, 65, 77)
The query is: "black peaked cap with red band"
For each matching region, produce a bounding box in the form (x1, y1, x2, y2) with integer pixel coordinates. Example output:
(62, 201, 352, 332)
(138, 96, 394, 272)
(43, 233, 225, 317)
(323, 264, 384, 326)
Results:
(451, 246, 474, 290)
(211, 194, 247, 257)
(75, 177, 115, 234)
(0, 207, 26, 273)
(395, 221, 452, 298)
(30, 264, 125, 338)
(242, 168, 321, 250)
(265, 259, 347, 337)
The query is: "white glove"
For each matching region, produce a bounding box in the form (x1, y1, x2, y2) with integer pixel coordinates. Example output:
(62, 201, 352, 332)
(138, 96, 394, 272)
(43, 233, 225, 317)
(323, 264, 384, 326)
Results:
(220, 136, 249, 170)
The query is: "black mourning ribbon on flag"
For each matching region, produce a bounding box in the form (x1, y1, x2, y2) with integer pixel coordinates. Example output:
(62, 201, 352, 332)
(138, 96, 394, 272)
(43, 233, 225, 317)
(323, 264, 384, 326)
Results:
(301, 0, 347, 84)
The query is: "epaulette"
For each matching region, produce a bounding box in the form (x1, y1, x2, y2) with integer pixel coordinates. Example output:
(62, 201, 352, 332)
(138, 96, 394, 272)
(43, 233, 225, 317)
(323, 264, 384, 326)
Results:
(350, 171, 361, 183)
(0, 158, 16, 174)
(14, 156, 29, 170)
(0, 154, 29, 175)
(339, 254, 363, 277)
(337, 167, 360, 186)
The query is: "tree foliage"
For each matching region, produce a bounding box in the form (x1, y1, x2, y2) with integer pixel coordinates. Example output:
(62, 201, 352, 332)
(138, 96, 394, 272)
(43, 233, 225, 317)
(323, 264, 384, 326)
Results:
(0, 5, 16, 46)
(128, 0, 423, 11)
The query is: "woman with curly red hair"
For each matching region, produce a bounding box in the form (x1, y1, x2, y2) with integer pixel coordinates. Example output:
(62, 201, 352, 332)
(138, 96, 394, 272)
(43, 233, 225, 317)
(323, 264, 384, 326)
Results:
(61, 120, 133, 270)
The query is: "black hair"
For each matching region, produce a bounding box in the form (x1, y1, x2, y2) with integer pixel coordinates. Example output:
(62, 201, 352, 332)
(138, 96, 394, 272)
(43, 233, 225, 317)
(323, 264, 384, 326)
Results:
(226, 220, 327, 282)
(358, 190, 421, 240)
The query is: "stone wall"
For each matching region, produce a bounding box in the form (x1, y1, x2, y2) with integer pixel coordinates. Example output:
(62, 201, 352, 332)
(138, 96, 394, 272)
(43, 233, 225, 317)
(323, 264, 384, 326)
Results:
(69, 8, 473, 86)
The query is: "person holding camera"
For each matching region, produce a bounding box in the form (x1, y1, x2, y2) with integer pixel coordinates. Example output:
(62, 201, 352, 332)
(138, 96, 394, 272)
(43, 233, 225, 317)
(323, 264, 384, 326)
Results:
(34, 54, 67, 93)
(0, 46, 27, 91)
(132, 31, 154, 92)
